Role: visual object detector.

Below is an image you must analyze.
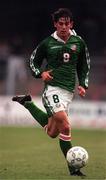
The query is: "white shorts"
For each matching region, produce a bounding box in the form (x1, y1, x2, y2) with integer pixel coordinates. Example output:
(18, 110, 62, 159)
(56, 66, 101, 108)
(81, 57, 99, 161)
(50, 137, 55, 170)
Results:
(42, 85, 73, 117)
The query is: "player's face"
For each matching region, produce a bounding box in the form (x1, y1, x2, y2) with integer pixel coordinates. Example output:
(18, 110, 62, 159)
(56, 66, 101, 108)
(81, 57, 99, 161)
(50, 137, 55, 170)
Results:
(54, 17, 73, 39)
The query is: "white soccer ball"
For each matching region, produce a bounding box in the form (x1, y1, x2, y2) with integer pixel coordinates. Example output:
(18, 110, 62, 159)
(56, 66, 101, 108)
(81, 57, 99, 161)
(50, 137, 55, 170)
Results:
(66, 146, 89, 169)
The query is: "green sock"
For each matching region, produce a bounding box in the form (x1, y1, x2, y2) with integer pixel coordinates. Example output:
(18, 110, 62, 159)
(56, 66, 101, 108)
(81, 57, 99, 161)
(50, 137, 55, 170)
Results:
(24, 101, 48, 127)
(59, 139, 72, 158)
(59, 136, 75, 174)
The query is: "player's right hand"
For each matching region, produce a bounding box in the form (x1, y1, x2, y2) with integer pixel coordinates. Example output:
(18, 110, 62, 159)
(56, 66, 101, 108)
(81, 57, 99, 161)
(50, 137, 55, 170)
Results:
(41, 70, 53, 82)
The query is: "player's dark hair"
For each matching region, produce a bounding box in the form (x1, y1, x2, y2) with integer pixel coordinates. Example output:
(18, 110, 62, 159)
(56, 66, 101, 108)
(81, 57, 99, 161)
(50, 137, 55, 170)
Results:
(52, 8, 73, 22)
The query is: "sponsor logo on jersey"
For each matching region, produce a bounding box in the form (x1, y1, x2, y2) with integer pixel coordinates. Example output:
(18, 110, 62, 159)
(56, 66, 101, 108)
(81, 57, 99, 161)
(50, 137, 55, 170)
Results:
(50, 46, 62, 49)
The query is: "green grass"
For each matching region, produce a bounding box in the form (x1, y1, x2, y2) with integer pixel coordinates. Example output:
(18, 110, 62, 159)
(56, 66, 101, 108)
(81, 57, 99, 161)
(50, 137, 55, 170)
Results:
(0, 127, 106, 179)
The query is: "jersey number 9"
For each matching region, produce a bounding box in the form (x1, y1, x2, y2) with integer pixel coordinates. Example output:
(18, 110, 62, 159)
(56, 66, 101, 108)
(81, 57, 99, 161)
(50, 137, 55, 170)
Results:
(63, 53, 70, 62)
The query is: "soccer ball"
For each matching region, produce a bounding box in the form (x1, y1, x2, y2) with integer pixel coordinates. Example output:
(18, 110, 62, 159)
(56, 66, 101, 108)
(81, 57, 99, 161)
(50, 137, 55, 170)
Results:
(66, 146, 89, 169)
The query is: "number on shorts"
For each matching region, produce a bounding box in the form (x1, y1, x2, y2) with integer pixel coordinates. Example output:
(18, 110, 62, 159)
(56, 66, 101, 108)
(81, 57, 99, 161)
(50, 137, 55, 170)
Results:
(53, 94, 59, 103)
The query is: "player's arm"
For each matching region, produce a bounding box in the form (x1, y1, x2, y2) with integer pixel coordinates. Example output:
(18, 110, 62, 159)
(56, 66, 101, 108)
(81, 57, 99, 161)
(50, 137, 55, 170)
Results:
(29, 41, 46, 78)
(77, 40, 90, 97)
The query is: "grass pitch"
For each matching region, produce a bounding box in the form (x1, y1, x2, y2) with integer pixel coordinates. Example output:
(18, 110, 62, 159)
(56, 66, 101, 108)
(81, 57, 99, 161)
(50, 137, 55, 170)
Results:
(0, 127, 106, 179)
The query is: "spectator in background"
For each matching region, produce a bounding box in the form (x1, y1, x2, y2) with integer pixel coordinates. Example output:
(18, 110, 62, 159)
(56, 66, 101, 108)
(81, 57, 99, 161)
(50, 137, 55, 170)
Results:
(0, 41, 10, 94)
(6, 36, 27, 95)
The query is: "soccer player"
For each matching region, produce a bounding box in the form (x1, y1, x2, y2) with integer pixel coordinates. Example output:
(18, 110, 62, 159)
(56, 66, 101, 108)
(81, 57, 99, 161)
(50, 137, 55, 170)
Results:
(12, 8, 90, 176)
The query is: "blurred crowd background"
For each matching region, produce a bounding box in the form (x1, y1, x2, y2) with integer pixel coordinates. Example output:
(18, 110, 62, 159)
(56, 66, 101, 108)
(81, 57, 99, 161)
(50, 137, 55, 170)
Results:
(0, 0, 106, 101)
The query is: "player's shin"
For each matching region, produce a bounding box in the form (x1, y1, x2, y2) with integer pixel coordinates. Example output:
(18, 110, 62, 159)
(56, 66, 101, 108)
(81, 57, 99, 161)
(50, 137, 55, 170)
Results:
(59, 133, 72, 157)
(24, 101, 48, 127)
(59, 133, 75, 174)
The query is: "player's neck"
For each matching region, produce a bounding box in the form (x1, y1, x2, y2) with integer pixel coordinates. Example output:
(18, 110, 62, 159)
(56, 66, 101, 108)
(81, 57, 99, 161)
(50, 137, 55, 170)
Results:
(57, 33, 71, 43)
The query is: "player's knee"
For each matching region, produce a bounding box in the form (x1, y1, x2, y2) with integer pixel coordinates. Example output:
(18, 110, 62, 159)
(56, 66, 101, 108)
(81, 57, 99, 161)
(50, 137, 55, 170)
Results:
(54, 112, 70, 134)
(59, 119, 70, 134)
(50, 134, 58, 138)
(62, 124, 70, 134)
(47, 127, 57, 138)
(47, 131, 58, 138)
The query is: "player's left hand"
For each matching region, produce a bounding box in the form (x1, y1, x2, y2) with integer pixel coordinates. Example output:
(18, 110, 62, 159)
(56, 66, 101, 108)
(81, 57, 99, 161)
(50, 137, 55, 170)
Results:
(78, 86, 86, 97)
(41, 70, 53, 82)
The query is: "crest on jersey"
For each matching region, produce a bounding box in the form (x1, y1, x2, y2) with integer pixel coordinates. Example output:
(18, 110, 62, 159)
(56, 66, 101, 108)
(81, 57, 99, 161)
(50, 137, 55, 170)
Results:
(70, 44, 77, 51)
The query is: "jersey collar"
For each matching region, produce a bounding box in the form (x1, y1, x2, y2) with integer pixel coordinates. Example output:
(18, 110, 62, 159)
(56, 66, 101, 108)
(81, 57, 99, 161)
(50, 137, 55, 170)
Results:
(51, 29, 77, 43)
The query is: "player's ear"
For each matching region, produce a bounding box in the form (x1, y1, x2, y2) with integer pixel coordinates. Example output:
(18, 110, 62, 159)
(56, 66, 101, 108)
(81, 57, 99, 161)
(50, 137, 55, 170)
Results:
(54, 22, 57, 28)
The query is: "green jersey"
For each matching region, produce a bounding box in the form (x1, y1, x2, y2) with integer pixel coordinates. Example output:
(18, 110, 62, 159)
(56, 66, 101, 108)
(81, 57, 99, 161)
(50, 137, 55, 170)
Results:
(29, 31, 90, 92)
